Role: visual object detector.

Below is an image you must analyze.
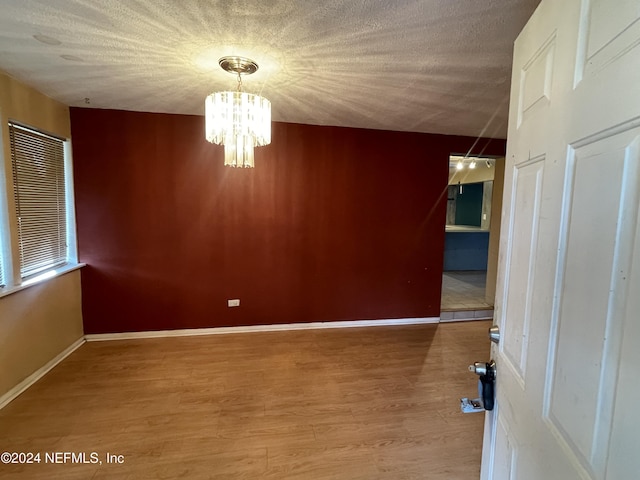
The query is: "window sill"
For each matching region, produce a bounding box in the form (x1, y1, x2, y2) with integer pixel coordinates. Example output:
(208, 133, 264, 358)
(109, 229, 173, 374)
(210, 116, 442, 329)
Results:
(0, 263, 86, 299)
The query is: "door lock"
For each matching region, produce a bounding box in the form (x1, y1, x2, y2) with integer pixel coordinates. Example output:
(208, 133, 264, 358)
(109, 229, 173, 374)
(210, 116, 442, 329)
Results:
(488, 325, 500, 344)
(468, 360, 496, 411)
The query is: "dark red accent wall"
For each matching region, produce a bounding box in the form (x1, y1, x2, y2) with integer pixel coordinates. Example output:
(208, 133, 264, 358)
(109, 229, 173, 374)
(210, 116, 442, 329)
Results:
(70, 108, 505, 334)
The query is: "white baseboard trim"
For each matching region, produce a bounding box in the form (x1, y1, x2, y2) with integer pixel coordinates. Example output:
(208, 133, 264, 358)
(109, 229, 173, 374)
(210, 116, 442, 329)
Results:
(0, 337, 85, 410)
(85, 317, 440, 341)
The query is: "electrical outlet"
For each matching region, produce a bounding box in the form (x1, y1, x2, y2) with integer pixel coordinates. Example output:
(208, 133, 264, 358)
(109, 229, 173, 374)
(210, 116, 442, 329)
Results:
(227, 299, 240, 307)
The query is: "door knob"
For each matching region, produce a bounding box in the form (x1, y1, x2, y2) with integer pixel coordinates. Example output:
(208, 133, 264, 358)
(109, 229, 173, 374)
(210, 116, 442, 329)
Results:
(469, 361, 488, 375)
(468, 360, 496, 380)
(488, 325, 500, 344)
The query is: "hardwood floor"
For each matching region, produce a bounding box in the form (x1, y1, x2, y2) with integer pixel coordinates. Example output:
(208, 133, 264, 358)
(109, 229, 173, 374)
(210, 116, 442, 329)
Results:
(0, 321, 491, 479)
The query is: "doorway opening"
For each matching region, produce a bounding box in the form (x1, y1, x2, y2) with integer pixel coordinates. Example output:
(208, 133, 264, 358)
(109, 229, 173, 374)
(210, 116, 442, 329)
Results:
(441, 155, 505, 321)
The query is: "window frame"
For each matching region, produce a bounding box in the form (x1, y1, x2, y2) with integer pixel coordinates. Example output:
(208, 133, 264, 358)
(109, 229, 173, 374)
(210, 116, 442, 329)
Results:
(0, 120, 81, 296)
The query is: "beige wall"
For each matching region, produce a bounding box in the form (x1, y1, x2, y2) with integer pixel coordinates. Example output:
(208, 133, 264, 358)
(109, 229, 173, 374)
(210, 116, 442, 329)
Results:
(0, 73, 70, 137)
(0, 272, 83, 396)
(485, 157, 505, 304)
(0, 71, 83, 399)
(448, 165, 496, 185)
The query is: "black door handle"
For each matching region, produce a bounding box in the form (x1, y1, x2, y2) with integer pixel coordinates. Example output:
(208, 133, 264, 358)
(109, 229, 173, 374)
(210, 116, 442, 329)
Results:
(479, 373, 495, 411)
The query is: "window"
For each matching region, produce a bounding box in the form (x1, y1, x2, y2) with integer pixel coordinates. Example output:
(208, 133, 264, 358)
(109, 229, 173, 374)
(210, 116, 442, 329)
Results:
(0, 120, 78, 294)
(7, 122, 71, 281)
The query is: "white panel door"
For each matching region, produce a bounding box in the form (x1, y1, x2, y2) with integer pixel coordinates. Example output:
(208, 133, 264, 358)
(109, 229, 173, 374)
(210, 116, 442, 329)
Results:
(481, 0, 640, 478)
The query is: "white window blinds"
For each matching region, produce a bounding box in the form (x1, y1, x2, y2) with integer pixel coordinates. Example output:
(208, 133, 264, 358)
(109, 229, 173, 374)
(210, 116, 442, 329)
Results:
(9, 122, 68, 278)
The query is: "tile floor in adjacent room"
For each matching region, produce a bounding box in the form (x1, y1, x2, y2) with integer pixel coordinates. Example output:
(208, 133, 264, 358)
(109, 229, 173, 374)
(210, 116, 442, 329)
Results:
(440, 271, 493, 321)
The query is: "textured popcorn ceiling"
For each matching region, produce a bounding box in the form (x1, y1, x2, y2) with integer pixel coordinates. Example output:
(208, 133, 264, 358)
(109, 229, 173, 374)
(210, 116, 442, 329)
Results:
(0, 0, 540, 138)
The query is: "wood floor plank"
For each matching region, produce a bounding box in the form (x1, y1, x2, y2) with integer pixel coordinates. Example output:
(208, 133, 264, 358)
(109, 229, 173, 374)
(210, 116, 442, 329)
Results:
(0, 321, 491, 479)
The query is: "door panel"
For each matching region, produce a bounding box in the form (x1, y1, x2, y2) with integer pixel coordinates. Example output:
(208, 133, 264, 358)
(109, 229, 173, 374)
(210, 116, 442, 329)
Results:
(576, 0, 640, 82)
(493, 413, 517, 480)
(607, 207, 640, 477)
(501, 157, 544, 383)
(517, 33, 555, 128)
(545, 127, 640, 476)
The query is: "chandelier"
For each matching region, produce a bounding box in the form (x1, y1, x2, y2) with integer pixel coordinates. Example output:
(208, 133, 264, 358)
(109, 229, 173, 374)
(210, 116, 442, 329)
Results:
(205, 56, 271, 168)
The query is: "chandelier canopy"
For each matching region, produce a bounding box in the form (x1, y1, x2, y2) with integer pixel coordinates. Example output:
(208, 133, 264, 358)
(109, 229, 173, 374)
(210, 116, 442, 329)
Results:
(205, 56, 271, 168)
